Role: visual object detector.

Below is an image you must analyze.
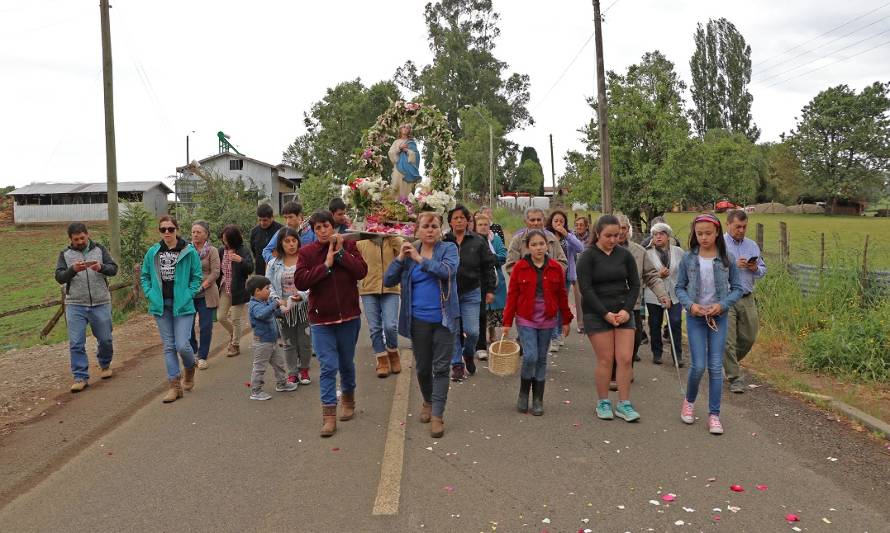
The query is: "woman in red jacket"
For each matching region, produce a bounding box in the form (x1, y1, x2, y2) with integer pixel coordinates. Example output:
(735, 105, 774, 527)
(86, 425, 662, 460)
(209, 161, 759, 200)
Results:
(502, 229, 572, 416)
(294, 210, 368, 437)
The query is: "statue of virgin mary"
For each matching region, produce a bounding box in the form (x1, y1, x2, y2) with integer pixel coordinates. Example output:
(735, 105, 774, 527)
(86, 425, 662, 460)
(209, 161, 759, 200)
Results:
(388, 123, 421, 197)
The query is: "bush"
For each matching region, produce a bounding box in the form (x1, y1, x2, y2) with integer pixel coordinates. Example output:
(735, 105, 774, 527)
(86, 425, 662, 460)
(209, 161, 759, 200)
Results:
(178, 170, 264, 238)
(298, 173, 340, 214)
(97, 202, 152, 282)
(801, 301, 890, 381)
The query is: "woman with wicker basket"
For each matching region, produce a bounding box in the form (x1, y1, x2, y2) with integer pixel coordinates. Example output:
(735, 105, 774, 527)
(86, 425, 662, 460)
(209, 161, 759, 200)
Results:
(383, 211, 460, 438)
(502, 230, 573, 416)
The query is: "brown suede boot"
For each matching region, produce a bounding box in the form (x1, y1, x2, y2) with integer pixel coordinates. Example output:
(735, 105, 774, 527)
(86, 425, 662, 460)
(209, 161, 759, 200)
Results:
(387, 349, 402, 374)
(430, 416, 444, 438)
(375, 354, 390, 378)
(320, 405, 337, 437)
(162, 377, 183, 403)
(419, 402, 432, 423)
(182, 366, 196, 392)
(339, 392, 356, 421)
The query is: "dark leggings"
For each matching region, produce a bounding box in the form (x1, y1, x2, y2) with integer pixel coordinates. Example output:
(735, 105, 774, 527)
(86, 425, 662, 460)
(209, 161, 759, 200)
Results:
(411, 319, 454, 418)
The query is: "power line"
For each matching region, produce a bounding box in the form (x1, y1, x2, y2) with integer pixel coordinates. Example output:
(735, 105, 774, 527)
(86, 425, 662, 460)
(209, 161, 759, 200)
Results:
(755, 27, 890, 85)
(761, 38, 890, 89)
(755, 1, 890, 67)
(755, 14, 890, 78)
(603, 0, 623, 14)
(533, 31, 595, 111)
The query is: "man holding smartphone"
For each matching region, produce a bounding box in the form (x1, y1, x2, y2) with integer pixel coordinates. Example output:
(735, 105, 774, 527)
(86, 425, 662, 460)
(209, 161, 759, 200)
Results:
(723, 210, 767, 393)
(55, 222, 119, 393)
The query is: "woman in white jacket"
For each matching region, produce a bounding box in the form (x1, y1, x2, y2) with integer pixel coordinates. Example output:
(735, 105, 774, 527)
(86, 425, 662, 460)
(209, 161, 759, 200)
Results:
(644, 222, 685, 366)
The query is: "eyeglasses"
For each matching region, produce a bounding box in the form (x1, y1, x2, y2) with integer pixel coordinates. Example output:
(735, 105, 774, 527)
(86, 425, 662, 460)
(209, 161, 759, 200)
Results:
(159, 226, 177, 233)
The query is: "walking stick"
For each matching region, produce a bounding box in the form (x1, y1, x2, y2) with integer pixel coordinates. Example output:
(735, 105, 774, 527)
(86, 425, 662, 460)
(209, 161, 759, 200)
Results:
(664, 306, 686, 397)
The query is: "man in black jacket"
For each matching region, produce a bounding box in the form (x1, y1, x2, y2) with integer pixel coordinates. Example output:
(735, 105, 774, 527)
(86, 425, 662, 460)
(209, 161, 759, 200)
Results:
(444, 205, 497, 379)
(249, 203, 282, 276)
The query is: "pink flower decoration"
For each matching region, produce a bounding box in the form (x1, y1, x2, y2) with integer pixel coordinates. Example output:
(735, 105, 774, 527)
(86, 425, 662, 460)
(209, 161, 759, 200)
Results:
(361, 148, 373, 160)
(755, 484, 768, 491)
(405, 102, 421, 111)
(661, 493, 677, 502)
(730, 485, 745, 492)
(785, 513, 799, 522)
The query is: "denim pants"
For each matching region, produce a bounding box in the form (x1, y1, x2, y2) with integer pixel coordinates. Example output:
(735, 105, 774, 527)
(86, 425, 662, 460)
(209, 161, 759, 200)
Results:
(518, 325, 550, 381)
(646, 303, 682, 362)
(452, 288, 481, 365)
(189, 297, 215, 360)
(411, 318, 453, 418)
(551, 279, 572, 341)
(361, 294, 400, 354)
(155, 299, 196, 380)
(311, 318, 361, 405)
(685, 313, 729, 415)
(66, 303, 114, 381)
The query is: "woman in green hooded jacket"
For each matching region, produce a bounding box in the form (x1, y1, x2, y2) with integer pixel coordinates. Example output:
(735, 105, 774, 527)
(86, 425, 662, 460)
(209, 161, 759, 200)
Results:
(140, 215, 203, 403)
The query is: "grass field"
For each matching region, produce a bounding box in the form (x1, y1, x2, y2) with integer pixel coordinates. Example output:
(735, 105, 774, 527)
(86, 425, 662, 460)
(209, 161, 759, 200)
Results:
(0, 223, 138, 352)
(495, 208, 890, 269)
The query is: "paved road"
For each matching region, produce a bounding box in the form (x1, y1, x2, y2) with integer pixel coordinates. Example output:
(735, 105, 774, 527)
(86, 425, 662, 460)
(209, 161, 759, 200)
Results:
(0, 319, 887, 532)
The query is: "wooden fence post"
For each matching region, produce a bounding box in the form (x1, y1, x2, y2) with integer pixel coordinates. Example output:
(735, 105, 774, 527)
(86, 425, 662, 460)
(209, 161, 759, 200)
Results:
(755, 223, 764, 251)
(820, 233, 825, 272)
(779, 221, 789, 265)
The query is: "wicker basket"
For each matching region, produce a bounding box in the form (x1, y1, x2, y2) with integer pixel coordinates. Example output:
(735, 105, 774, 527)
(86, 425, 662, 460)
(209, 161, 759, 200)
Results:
(487, 337, 521, 376)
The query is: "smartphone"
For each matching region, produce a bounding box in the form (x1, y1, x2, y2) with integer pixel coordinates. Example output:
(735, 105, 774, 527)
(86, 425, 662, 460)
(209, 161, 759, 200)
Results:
(746, 256, 758, 264)
(83, 260, 99, 267)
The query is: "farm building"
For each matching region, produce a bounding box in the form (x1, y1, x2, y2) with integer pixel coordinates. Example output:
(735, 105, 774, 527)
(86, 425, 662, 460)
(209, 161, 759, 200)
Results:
(175, 153, 303, 215)
(7, 181, 171, 224)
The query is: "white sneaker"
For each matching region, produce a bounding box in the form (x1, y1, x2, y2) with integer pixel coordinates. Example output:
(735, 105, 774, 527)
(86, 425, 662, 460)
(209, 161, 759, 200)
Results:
(557, 336, 565, 346)
(549, 341, 560, 353)
(250, 391, 272, 401)
(275, 381, 299, 392)
(476, 350, 489, 361)
(197, 359, 209, 370)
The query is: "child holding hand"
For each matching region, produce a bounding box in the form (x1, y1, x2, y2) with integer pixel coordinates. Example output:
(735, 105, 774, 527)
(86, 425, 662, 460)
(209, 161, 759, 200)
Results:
(246, 275, 299, 401)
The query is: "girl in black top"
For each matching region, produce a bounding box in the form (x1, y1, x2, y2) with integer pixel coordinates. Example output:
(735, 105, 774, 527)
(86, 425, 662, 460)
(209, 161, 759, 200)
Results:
(576, 215, 641, 422)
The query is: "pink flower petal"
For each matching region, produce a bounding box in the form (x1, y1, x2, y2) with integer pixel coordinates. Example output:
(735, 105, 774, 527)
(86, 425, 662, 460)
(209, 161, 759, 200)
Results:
(785, 513, 800, 522)
(730, 484, 745, 492)
(712, 515, 721, 521)
(755, 484, 768, 491)
(443, 485, 455, 493)
(662, 493, 677, 502)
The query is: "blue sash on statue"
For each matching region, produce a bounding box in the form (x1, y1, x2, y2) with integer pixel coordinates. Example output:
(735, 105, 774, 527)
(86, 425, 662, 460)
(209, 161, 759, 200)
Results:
(397, 139, 422, 183)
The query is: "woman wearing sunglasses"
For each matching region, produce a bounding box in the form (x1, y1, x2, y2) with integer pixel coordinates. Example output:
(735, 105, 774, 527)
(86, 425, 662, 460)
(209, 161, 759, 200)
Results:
(675, 214, 743, 435)
(140, 216, 203, 403)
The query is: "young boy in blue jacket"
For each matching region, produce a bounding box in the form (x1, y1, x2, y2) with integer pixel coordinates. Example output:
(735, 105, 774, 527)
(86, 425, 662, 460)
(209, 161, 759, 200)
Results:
(246, 276, 298, 400)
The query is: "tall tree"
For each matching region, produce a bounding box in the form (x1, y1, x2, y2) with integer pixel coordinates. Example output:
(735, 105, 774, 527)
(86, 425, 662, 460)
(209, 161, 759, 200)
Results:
(759, 141, 806, 204)
(787, 82, 890, 203)
(518, 146, 545, 194)
(455, 106, 504, 194)
(283, 79, 400, 180)
(690, 18, 759, 141)
(395, 0, 532, 143)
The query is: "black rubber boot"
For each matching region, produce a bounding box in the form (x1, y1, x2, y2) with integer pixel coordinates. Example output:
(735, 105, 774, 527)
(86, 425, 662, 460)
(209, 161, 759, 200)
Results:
(517, 379, 532, 413)
(531, 380, 545, 416)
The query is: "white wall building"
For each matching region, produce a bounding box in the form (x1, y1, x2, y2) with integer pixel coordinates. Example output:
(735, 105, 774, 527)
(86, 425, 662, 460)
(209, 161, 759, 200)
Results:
(175, 153, 303, 215)
(8, 181, 171, 224)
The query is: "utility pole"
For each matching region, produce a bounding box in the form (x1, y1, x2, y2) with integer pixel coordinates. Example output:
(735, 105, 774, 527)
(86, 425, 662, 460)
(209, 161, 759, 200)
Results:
(186, 134, 190, 165)
(592, 0, 612, 214)
(488, 121, 495, 205)
(549, 134, 556, 191)
(100, 0, 119, 260)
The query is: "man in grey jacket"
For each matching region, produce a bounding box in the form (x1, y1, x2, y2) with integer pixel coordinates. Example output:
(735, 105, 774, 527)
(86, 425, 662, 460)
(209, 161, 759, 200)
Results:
(54, 222, 118, 392)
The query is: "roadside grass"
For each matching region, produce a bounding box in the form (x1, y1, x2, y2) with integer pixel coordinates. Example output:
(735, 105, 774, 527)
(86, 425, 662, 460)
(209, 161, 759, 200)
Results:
(0, 223, 141, 352)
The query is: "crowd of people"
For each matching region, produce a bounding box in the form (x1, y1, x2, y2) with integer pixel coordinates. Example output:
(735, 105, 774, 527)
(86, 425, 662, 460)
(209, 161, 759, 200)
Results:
(56, 201, 765, 439)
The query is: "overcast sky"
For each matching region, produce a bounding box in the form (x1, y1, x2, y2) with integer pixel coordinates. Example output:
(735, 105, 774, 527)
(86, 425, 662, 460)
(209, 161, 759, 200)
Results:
(2, 0, 888, 189)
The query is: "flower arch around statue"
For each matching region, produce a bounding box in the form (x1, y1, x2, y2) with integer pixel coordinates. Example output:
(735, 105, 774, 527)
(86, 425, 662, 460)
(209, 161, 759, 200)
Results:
(342, 100, 457, 236)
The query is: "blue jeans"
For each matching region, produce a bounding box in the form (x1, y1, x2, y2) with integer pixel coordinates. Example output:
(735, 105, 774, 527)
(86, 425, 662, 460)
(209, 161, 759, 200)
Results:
(154, 299, 196, 380)
(551, 279, 572, 341)
(518, 325, 550, 380)
(311, 318, 361, 405)
(361, 294, 399, 354)
(189, 297, 215, 360)
(452, 288, 481, 365)
(646, 303, 683, 362)
(66, 303, 114, 381)
(685, 313, 729, 415)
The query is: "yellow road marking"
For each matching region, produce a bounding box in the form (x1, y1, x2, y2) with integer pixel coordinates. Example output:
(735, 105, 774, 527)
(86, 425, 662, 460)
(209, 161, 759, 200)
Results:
(372, 353, 411, 515)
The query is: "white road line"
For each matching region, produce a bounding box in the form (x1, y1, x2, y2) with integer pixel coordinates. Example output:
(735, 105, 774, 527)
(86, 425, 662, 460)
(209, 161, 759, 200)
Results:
(371, 355, 411, 515)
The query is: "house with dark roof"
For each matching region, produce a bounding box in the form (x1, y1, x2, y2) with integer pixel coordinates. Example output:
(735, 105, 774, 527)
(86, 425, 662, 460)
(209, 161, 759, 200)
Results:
(7, 181, 172, 224)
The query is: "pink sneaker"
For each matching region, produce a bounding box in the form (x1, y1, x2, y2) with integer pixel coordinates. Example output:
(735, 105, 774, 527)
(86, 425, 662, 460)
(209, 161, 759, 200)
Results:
(708, 414, 724, 435)
(681, 400, 695, 424)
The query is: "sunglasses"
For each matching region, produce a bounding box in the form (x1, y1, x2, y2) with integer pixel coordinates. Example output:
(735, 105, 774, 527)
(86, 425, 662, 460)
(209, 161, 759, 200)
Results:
(159, 226, 177, 233)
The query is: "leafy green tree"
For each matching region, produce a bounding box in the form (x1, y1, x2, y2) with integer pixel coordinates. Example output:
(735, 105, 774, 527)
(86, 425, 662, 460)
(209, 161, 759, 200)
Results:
(283, 79, 401, 180)
(455, 106, 504, 195)
(786, 82, 890, 203)
(562, 150, 601, 208)
(98, 202, 152, 281)
(758, 141, 806, 203)
(514, 158, 545, 194)
(298, 173, 340, 214)
(395, 0, 532, 142)
(690, 18, 759, 141)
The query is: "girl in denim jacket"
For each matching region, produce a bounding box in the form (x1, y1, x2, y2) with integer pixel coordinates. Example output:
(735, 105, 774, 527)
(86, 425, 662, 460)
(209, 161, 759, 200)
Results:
(675, 214, 744, 434)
